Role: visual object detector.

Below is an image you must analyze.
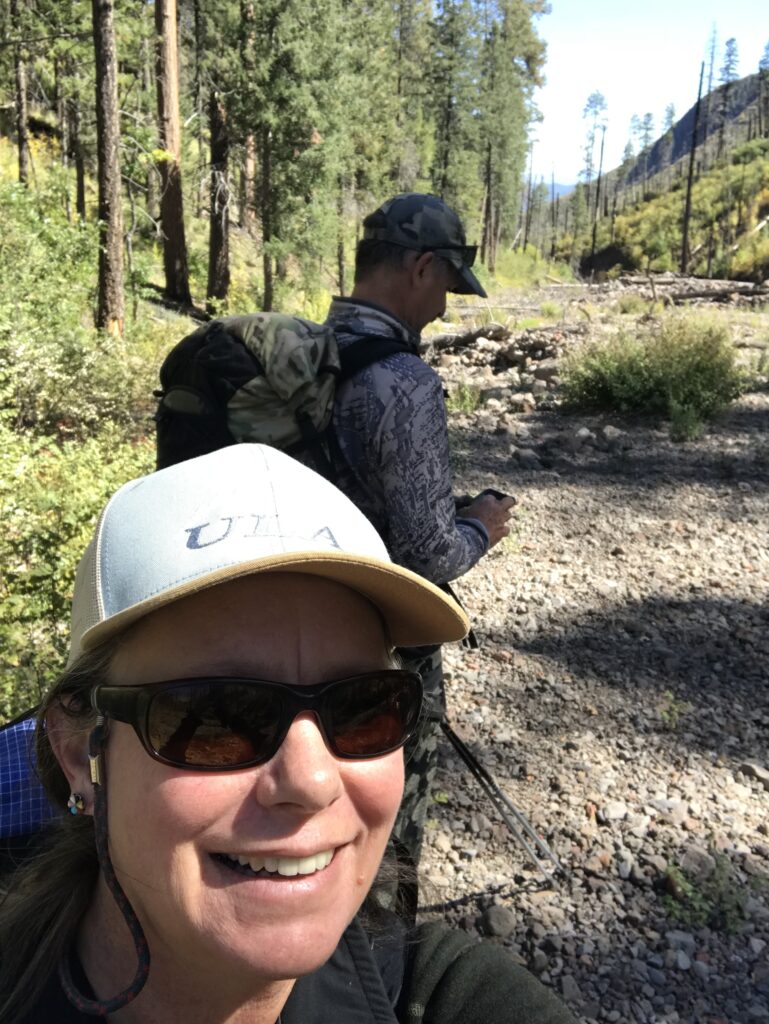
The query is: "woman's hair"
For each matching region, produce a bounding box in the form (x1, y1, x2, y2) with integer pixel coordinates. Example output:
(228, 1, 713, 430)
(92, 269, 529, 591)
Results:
(0, 640, 117, 1024)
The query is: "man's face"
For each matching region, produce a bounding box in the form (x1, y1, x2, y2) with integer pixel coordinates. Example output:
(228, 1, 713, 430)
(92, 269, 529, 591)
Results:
(408, 252, 461, 332)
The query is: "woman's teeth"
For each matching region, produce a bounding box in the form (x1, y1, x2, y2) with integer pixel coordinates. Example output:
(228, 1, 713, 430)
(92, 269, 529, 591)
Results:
(223, 850, 334, 877)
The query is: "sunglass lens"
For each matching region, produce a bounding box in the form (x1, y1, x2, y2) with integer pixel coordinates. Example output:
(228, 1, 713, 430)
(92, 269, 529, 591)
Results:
(329, 674, 421, 758)
(148, 683, 282, 768)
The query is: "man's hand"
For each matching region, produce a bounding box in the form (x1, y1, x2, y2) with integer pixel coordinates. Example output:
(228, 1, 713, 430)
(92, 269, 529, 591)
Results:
(457, 493, 516, 549)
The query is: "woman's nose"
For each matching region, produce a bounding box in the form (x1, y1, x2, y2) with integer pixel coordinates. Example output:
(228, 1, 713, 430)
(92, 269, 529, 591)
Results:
(254, 712, 343, 812)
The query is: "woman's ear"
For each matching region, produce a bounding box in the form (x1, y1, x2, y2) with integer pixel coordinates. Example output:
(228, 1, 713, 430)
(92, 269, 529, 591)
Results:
(45, 703, 95, 813)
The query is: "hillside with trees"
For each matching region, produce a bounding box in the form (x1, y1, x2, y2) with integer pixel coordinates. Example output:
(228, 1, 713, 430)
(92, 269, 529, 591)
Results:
(527, 37, 769, 282)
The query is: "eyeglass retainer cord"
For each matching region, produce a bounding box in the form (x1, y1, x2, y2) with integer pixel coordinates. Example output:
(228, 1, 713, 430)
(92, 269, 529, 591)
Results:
(58, 715, 151, 1016)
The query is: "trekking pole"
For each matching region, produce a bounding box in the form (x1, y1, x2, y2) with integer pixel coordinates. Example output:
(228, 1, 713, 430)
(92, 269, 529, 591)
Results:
(440, 719, 568, 884)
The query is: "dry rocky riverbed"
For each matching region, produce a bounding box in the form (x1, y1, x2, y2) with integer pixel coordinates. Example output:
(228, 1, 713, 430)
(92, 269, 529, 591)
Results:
(417, 282, 769, 1024)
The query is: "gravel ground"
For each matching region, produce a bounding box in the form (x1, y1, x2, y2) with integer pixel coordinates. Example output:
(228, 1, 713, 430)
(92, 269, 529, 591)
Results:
(418, 294, 769, 1024)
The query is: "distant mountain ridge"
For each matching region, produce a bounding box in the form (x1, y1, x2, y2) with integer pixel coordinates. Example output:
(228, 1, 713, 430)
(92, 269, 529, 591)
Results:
(623, 72, 765, 184)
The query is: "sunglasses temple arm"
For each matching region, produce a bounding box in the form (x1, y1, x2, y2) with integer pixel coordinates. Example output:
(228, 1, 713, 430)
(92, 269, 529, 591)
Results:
(439, 720, 568, 884)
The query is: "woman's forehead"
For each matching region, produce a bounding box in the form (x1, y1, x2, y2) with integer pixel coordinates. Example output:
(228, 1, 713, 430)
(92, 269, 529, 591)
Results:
(110, 573, 391, 683)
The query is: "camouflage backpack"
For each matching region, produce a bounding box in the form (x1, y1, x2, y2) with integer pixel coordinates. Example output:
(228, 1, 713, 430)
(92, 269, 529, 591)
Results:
(154, 313, 408, 475)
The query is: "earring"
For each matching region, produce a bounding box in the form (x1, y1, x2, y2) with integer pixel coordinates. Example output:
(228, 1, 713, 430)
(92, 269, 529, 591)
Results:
(67, 792, 86, 816)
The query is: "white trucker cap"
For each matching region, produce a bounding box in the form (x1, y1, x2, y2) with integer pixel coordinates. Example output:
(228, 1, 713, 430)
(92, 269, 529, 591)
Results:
(68, 444, 468, 664)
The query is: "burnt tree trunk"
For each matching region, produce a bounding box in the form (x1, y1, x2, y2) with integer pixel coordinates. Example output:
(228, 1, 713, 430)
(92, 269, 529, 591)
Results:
(91, 0, 124, 335)
(206, 90, 230, 313)
(155, 0, 192, 305)
(681, 62, 705, 274)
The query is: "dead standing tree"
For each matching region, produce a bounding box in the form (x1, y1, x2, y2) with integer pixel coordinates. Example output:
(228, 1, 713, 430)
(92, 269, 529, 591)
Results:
(155, 0, 192, 306)
(91, 0, 124, 336)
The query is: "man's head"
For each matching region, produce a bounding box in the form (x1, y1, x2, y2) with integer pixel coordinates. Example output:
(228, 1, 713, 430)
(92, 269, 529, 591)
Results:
(352, 193, 486, 333)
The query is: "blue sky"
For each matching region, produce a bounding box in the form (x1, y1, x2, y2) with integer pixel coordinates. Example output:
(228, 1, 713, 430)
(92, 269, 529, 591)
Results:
(531, 0, 768, 184)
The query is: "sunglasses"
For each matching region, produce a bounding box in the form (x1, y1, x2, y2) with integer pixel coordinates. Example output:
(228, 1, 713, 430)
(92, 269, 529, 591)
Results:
(90, 671, 423, 770)
(378, 240, 478, 268)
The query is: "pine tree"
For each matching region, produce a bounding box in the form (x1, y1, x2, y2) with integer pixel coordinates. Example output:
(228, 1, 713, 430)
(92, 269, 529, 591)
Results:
(478, 0, 546, 268)
(759, 41, 769, 138)
(91, 0, 124, 335)
(430, 0, 481, 215)
(581, 91, 607, 214)
(718, 38, 739, 159)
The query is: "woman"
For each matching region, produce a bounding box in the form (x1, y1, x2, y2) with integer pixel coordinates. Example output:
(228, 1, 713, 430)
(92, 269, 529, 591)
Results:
(0, 445, 575, 1023)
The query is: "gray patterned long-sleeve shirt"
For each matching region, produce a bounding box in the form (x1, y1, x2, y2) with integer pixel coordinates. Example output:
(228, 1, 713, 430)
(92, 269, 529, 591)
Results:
(321, 297, 487, 585)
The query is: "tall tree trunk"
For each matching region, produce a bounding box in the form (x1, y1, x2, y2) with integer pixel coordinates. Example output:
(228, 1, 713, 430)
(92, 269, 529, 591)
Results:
(681, 62, 705, 274)
(91, 0, 124, 335)
(481, 142, 493, 266)
(70, 99, 87, 220)
(242, 134, 257, 231)
(589, 125, 606, 273)
(261, 125, 274, 311)
(155, 0, 192, 305)
(141, 27, 160, 224)
(240, 0, 258, 233)
(11, 0, 29, 185)
(206, 90, 230, 313)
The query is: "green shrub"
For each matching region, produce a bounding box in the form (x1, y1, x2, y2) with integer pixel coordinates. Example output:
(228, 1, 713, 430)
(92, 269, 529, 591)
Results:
(0, 180, 163, 439)
(0, 425, 154, 720)
(446, 383, 482, 414)
(539, 301, 563, 320)
(663, 854, 752, 933)
(616, 293, 649, 316)
(561, 314, 746, 433)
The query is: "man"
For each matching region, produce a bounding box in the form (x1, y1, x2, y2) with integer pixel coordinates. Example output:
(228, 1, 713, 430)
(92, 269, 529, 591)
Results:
(318, 193, 516, 863)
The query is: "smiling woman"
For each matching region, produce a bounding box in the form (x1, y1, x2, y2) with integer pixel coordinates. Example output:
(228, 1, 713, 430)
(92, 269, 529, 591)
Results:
(0, 445, 576, 1024)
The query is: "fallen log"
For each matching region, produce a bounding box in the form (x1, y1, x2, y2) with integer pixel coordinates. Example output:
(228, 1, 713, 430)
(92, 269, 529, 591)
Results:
(669, 286, 769, 304)
(420, 322, 511, 353)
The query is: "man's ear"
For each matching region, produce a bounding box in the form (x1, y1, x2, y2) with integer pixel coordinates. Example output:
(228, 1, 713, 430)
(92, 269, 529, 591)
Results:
(409, 250, 436, 290)
(45, 703, 95, 813)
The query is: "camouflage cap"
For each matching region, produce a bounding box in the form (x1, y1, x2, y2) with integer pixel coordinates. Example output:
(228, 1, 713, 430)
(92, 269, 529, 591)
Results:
(362, 193, 487, 298)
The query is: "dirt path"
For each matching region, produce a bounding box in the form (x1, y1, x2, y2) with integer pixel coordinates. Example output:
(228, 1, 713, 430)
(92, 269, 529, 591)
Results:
(419, 286, 769, 1024)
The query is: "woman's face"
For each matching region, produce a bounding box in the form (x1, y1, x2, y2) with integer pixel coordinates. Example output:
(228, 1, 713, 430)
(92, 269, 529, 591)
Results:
(92, 573, 404, 984)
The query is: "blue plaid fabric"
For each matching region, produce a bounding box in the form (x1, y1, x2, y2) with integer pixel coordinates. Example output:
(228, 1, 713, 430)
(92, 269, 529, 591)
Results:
(0, 715, 59, 837)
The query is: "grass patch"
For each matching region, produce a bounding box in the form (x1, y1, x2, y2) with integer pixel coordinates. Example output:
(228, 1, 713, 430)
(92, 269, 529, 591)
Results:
(539, 301, 563, 320)
(561, 314, 746, 438)
(662, 854, 760, 933)
(446, 383, 483, 414)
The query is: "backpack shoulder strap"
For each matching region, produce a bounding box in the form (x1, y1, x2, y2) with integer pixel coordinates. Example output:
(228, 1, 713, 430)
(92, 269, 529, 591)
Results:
(337, 335, 412, 383)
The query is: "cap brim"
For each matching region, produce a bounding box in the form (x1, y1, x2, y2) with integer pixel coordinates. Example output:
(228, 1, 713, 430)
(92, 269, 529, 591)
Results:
(77, 551, 469, 657)
(451, 263, 487, 298)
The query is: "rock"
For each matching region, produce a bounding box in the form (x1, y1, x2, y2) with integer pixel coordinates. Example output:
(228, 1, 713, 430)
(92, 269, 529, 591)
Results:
(533, 358, 560, 382)
(480, 905, 516, 938)
(666, 931, 697, 956)
(601, 800, 628, 822)
(516, 448, 543, 470)
(676, 951, 692, 971)
(740, 762, 769, 790)
(560, 975, 583, 1004)
(680, 846, 716, 880)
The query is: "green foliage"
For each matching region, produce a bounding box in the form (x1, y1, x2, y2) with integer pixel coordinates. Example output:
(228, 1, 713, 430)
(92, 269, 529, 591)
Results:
(663, 854, 751, 933)
(539, 301, 563, 320)
(0, 425, 153, 720)
(0, 180, 160, 438)
(446, 382, 483, 414)
(658, 690, 692, 730)
(561, 314, 746, 435)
